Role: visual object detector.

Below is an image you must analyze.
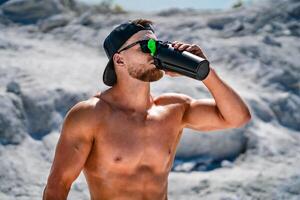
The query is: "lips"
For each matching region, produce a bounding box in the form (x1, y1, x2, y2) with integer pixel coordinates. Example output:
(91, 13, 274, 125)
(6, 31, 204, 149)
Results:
(149, 58, 155, 64)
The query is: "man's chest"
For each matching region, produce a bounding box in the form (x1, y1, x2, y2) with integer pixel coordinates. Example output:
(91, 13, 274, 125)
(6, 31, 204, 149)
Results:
(86, 103, 185, 174)
(102, 104, 183, 144)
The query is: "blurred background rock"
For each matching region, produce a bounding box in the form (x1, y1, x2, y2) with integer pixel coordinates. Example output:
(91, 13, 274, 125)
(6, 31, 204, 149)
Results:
(0, 0, 299, 199)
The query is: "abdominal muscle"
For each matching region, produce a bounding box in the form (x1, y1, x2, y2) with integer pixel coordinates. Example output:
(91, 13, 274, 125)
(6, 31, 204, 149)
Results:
(81, 125, 178, 200)
(83, 158, 170, 200)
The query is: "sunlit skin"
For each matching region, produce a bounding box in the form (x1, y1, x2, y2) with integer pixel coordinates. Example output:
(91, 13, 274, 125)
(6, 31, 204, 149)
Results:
(43, 30, 251, 200)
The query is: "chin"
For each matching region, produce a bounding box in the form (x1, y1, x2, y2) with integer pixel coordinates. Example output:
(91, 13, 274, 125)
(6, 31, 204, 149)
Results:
(149, 71, 164, 82)
(138, 71, 164, 82)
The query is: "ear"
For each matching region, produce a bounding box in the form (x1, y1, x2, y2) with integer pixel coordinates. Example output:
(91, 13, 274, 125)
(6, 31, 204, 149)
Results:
(113, 53, 125, 67)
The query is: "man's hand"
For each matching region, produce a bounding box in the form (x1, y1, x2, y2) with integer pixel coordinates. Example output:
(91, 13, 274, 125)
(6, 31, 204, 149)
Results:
(172, 41, 207, 59)
(164, 41, 208, 77)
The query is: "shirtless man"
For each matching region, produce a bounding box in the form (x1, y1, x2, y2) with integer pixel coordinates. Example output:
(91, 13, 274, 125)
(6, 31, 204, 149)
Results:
(43, 19, 251, 200)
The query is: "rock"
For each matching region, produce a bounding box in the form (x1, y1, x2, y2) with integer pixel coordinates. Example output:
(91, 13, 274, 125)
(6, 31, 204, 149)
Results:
(6, 80, 21, 95)
(191, 179, 210, 193)
(266, 65, 300, 95)
(49, 23, 98, 47)
(0, 0, 9, 5)
(1, 0, 64, 24)
(173, 160, 197, 172)
(0, 15, 11, 26)
(221, 160, 234, 168)
(262, 35, 282, 47)
(0, 136, 90, 199)
(287, 21, 300, 37)
(269, 22, 286, 36)
(41, 131, 60, 162)
(52, 88, 87, 117)
(282, 175, 300, 195)
(0, 92, 27, 145)
(156, 8, 183, 17)
(38, 13, 73, 32)
(0, 192, 14, 200)
(73, 11, 94, 26)
(20, 89, 62, 140)
(58, 0, 77, 11)
(0, 137, 51, 198)
(207, 17, 235, 30)
(172, 156, 215, 172)
(270, 93, 300, 131)
(287, 1, 300, 19)
(156, 8, 200, 17)
(0, 0, 299, 199)
(0, 37, 18, 50)
(13, 87, 87, 140)
(70, 11, 106, 29)
(176, 128, 248, 162)
(248, 99, 274, 122)
(226, 20, 244, 32)
(223, 20, 245, 37)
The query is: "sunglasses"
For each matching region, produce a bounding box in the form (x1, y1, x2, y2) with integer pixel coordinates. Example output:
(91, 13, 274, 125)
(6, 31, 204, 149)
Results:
(117, 38, 158, 56)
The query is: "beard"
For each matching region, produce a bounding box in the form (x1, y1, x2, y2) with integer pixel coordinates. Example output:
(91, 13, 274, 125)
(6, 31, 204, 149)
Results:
(127, 64, 164, 82)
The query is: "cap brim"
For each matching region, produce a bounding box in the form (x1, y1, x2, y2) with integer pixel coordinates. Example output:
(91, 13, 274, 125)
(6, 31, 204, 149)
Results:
(103, 58, 117, 86)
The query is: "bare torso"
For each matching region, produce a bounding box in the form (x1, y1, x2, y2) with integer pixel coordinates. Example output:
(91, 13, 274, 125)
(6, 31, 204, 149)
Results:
(83, 92, 186, 200)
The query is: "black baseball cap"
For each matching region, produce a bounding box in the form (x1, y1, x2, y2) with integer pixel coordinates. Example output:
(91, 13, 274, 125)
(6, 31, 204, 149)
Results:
(102, 20, 155, 86)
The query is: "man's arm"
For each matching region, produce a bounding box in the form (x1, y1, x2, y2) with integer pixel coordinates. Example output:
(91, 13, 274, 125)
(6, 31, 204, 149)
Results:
(165, 41, 251, 131)
(181, 68, 251, 131)
(43, 101, 95, 200)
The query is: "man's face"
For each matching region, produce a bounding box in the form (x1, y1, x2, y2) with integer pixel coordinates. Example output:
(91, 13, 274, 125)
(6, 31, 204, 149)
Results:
(118, 30, 164, 83)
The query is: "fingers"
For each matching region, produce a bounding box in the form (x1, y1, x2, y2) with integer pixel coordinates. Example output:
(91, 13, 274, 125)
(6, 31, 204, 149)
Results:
(172, 41, 180, 46)
(186, 44, 198, 51)
(172, 41, 190, 51)
(171, 41, 208, 59)
(172, 41, 197, 51)
(172, 41, 183, 48)
(188, 44, 207, 59)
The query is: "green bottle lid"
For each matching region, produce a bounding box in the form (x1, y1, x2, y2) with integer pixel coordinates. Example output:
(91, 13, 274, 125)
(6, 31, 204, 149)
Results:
(147, 38, 156, 56)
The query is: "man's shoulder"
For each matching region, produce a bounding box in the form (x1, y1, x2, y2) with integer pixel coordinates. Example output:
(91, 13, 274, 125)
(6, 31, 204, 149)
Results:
(65, 92, 107, 126)
(154, 92, 192, 106)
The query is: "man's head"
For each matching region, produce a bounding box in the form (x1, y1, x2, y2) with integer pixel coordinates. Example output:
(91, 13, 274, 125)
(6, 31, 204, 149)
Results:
(102, 19, 164, 87)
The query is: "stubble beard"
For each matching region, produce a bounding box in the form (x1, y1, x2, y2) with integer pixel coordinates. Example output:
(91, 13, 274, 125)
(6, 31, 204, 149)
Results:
(128, 64, 164, 82)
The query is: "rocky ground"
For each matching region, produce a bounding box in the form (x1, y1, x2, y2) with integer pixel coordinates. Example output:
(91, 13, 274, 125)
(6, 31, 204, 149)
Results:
(0, 0, 299, 199)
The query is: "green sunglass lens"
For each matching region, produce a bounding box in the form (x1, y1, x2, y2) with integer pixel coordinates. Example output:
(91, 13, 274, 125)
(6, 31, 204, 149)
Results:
(147, 39, 156, 56)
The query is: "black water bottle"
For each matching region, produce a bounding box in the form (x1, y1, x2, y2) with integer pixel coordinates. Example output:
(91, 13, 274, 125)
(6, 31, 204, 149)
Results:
(153, 41, 210, 81)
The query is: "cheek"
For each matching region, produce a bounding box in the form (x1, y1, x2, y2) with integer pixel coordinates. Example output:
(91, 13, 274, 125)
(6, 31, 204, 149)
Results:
(126, 52, 149, 66)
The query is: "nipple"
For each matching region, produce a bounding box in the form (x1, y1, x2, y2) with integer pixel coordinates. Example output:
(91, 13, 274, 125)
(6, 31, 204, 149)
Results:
(114, 156, 122, 162)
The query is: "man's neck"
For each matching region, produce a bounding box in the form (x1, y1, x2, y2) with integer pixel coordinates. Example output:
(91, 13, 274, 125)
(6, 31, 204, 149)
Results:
(106, 82, 154, 114)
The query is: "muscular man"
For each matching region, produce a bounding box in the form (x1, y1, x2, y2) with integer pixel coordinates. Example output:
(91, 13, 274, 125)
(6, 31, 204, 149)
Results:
(43, 19, 251, 200)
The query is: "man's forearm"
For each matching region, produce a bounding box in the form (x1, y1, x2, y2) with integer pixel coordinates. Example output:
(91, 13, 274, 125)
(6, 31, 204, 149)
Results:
(43, 184, 70, 200)
(202, 67, 251, 126)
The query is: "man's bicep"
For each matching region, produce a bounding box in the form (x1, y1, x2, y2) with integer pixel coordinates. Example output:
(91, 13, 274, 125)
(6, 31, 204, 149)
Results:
(47, 104, 94, 187)
(182, 98, 232, 131)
